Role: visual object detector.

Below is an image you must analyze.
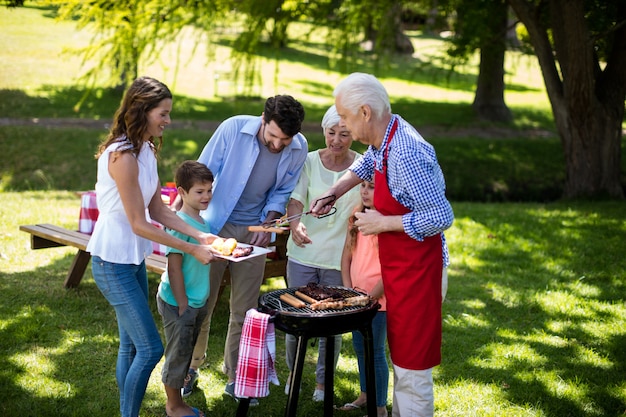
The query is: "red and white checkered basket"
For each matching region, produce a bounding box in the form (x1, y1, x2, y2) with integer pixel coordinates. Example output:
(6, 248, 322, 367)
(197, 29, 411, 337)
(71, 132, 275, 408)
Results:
(150, 219, 167, 256)
(78, 190, 168, 256)
(78, 191, 99, 234)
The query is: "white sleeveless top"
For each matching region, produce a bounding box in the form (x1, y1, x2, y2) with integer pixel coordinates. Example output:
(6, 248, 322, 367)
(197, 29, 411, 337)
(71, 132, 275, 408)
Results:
(86, 138, 158, 264)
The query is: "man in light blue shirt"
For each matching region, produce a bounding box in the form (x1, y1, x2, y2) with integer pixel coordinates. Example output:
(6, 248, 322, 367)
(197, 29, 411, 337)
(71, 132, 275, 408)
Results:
(183, 95, 307, 404)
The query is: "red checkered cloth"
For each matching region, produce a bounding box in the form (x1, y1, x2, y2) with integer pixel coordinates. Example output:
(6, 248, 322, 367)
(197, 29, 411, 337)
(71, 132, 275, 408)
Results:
(150, 219, 167, 256)
(160, 186, 178, 206)
(78, 191, 99, 234)
(78, 192, 168, 256)
(235, 309, 279, 398)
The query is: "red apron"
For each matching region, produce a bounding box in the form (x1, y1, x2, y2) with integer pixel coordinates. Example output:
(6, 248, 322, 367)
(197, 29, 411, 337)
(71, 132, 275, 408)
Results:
(374, 119, 443, 370)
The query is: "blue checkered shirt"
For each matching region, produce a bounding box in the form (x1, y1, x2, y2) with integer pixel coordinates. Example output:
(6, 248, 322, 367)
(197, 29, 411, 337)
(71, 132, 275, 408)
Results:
(350, 115, 453, 266)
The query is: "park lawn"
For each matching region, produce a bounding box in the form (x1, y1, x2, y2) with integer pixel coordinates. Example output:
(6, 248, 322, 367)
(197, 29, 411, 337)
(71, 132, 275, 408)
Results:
(1, 191, 625, 416)
(0, 123, 574, 203)
(1, 4, 625, 417)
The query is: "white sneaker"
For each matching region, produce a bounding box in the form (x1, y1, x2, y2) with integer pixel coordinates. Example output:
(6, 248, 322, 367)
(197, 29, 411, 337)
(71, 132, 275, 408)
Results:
(312, 388, 324, 402)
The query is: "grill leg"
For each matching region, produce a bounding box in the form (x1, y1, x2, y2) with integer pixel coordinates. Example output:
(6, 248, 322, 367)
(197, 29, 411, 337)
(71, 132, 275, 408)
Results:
(285, 335, 308, 417)
(235, 398, 250, 417)
(362, 323, 377, 417)
(324, 336, 335, 417)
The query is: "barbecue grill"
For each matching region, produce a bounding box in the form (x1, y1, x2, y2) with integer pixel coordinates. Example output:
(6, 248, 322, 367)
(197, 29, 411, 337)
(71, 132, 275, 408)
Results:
(258, 286, 380, 417)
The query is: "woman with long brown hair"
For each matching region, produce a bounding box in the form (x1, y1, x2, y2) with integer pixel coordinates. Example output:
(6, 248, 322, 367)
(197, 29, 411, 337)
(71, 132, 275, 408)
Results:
(87, 76, 216, 417)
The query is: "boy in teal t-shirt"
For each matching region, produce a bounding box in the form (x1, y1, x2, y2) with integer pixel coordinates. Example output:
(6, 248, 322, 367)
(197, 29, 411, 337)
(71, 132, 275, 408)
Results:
(157, 160, 214, 417)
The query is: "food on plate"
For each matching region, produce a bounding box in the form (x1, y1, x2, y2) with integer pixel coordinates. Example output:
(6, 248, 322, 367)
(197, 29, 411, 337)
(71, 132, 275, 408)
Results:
(310, 295, 371, 311)
(210, 237, 224, 252)
(232, 245, 254, 258)
(211, 237, 238, 256)
(211, 238, 255, 258)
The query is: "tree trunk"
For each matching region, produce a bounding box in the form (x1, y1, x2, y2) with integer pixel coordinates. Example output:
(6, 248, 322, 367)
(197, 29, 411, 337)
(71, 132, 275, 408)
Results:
(425, 1, 439, 35)
(560, 103, 624, 198)
(391, 3, 414, 54)
(472, 1, 512, 122)
(508, 0, 625, 199)
(367, 1, 414, 55)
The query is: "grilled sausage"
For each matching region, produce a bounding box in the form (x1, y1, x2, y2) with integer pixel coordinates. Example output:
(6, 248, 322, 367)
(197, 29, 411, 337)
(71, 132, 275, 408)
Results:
(280, 293, 306, 309)
(294, 291, 317, 304)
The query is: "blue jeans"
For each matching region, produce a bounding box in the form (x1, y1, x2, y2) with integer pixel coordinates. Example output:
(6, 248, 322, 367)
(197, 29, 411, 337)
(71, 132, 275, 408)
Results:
(352, 311, 389, 407)
(92, 257, 164, 417)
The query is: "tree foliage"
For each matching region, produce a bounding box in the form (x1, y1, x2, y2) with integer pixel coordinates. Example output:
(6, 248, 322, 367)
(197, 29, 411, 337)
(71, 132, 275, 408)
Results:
(6, 0, 624, 198)
(226, 0, 417, 90)
(45, 0, 229, 91)
(439, 0, 624, 198)
(38, 0, 419, 93)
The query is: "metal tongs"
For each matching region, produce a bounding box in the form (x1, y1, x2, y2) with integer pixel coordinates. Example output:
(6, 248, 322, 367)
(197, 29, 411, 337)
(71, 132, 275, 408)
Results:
(263, 195, 337, 229)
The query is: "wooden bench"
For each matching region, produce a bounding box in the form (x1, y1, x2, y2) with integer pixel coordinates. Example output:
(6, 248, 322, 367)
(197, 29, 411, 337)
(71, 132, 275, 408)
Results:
(19, 223, 288, 290)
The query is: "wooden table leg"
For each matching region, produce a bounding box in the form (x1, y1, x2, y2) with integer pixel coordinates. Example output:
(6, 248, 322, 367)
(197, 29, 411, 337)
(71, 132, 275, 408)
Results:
(64, 249, 91, 288)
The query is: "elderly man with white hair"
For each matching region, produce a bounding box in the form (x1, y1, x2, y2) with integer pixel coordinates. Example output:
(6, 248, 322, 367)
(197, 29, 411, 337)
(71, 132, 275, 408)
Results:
(311, 72, 454, 417)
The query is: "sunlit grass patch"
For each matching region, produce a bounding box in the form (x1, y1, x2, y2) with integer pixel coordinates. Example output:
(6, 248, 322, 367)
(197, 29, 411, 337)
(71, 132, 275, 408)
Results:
(437, 378, 543, 416)
(2, 193, 625, 416)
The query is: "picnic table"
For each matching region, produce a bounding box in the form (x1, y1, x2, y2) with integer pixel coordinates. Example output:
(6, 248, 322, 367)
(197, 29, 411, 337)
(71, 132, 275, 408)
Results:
(19, 223, 288, 290)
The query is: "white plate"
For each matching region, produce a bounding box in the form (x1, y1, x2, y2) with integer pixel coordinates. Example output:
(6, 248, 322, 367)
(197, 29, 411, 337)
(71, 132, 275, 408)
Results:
(213, 243, 273, 263)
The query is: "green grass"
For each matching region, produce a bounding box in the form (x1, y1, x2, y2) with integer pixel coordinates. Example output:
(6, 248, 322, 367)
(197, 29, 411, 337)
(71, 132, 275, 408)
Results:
(1, 4, 626, 417)
(1, 124, 581, 203)
(2, 193, 625, 416)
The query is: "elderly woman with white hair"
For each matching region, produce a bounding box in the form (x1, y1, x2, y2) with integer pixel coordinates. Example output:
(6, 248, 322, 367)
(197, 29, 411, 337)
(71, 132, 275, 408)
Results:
(283, 104, 361, 402)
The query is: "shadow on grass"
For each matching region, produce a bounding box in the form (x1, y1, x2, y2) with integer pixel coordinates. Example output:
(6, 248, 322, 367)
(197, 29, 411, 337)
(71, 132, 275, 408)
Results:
(0, 121, 570, 202)
(440, 202, 626, 416)
(0, 257, 364, 417)
(0, 84, 535, 126)
(0, 263, 121, 416)
(435, 137, 567, 203)
(0, 87, 269, 122)
(2, 202, 625, 415)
